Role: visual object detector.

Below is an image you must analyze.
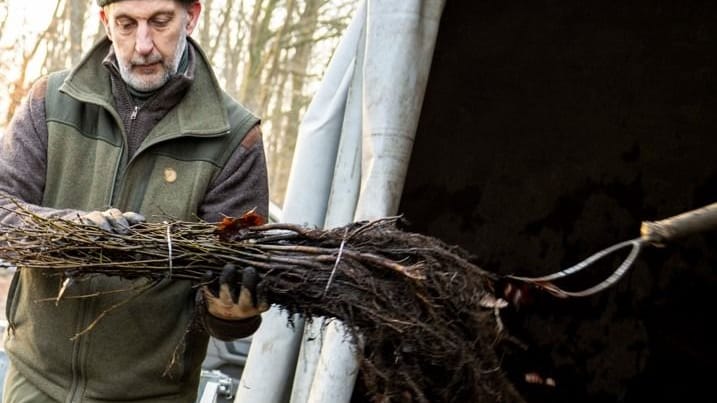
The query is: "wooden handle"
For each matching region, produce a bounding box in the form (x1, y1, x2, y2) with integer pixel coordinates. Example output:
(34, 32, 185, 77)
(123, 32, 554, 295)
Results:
(640, 202, 717, 244)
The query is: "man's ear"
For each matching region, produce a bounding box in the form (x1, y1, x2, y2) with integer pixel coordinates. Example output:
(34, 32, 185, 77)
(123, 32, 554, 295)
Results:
(99, 8, 112, 41)
(185, 2, 202, 35)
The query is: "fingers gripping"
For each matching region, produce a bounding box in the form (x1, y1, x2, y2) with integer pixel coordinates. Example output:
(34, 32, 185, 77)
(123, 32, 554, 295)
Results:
(105, 208, 129, 234)
(80, 208, 145, 234)
(240, 266, 270, 312)
(81, 210, 113, 232)
(238, 266, 259, 307)
(203, 264, 268, 320)
(218, 264, 240, 304)
(122, 211, 146, 225)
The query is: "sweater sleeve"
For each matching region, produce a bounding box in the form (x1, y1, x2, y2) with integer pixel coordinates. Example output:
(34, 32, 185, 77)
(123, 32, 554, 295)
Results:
(0, 77, 88, 226)
(196, 124, 270, 340)
(198, 124, 270, 223)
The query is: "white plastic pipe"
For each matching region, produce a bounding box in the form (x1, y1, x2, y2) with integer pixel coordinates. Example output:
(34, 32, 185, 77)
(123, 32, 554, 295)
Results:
(236, 3, 366, 402)
(297, 1, 446, 402)
(355, 0, 446, 220)
(288, 318, 326, 403)
(237, 0, 445, 401)
(305, 320, 361, 403)
(289, 3, 367, 401)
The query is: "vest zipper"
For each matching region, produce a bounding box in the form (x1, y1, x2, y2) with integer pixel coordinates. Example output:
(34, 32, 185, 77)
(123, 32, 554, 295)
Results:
(112, 104, 140, 204)
(130, 105, 139, 120)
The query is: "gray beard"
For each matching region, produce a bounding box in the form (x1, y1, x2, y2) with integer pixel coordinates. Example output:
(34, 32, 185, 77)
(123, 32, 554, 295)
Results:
(118, 34, 188, 92)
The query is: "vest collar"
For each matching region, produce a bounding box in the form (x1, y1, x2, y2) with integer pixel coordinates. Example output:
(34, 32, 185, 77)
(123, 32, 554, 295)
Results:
(58, 37, 231, 137)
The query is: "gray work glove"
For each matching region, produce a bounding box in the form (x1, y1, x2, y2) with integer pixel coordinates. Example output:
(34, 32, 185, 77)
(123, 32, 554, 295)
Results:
(202, 264, 269, 321)
(80, 208, 145, 234)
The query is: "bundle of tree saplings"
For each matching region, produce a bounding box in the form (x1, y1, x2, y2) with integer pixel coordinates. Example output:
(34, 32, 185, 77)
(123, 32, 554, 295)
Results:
(0, 207, 526, 403)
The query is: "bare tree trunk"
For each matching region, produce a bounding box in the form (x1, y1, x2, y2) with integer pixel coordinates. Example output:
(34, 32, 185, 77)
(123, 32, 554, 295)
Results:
(5, 0, 63, 123)
(69, 0, 88, 64)
(258, 0, 295, 113)
(238, 0, 280, 112)
(43, 0, 71, 73)
(222, 0, 246, 98)
(199, 0, 213, 48)
(265, 51, 290, 204)
(207, 1, 234, 60)
(269, 0, 323, 203)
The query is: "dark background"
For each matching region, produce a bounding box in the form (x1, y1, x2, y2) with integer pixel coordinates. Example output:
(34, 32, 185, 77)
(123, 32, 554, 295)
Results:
(399, 1, 717, 402)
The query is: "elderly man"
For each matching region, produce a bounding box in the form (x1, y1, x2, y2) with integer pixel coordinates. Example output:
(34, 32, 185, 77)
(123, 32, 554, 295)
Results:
(0, 0, 269, 401)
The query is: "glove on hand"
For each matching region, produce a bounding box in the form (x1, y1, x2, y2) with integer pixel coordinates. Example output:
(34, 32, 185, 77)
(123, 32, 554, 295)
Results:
(203, 264, 269, 321)
(80, 208, 145, 234)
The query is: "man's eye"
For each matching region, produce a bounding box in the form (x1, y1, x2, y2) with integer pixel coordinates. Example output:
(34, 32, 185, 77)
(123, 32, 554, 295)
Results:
(151, 18, 171, 28)
(116, 20, 136, 32)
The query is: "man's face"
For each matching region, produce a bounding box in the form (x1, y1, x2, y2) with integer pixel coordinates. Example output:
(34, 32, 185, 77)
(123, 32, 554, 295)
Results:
(100, 0, 201, 91)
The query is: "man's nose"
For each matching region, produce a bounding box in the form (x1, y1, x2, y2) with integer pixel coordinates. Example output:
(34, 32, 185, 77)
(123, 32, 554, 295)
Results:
(135, 23, 154, 56)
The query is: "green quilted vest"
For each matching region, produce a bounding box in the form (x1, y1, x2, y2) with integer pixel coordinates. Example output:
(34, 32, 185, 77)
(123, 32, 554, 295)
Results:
(4, 38, 258, 403)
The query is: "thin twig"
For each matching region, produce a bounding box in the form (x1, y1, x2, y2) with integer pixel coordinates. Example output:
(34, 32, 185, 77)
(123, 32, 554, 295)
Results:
(165, 221, 173, 279)
(69, 279, 158, 340)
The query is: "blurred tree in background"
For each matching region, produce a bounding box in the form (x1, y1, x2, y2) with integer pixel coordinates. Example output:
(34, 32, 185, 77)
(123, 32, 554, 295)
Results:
(0, 0, 356, 206)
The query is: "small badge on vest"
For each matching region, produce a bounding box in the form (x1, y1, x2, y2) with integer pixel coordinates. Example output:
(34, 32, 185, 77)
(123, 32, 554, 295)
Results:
(164, 167, 177, 183)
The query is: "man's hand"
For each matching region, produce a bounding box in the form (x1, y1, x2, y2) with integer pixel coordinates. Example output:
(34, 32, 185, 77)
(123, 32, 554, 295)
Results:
(203, 264, 269, 321)
(80, 208, 145, 234)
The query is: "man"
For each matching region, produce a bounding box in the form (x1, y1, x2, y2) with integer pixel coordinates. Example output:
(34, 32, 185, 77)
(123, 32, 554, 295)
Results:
(0, 0, 269, 401)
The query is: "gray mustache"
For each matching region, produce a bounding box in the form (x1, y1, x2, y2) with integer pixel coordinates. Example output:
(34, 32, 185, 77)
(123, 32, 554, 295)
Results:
(131, 55, 162, 66)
